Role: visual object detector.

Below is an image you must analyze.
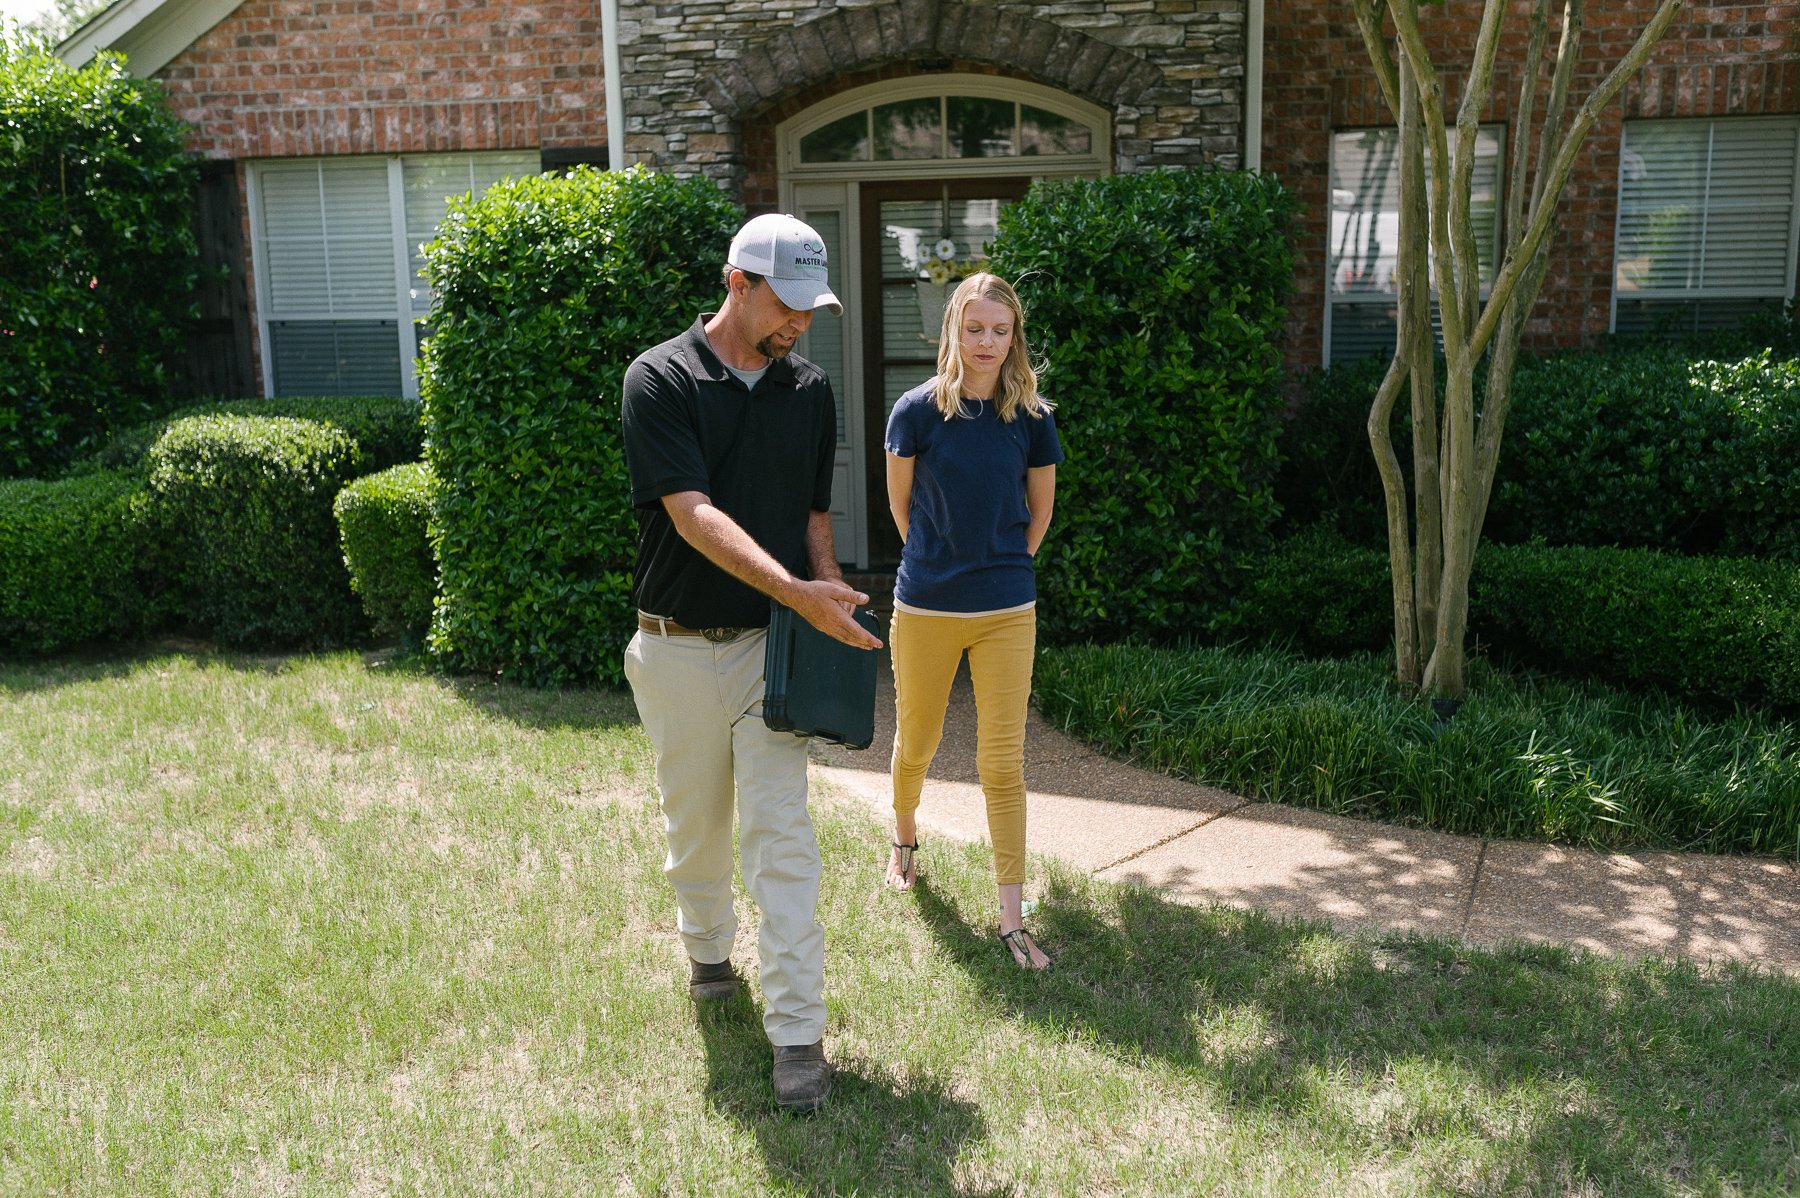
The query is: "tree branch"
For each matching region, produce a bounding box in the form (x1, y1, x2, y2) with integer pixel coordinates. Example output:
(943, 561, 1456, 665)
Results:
(1353, 0, 1401, 120)
(1469, 0, 1682, 363)
(1504, 0, 1553, 261)
(1531, 0, 1587, 218)
(1448, 0, 1507, 337)
(1386, 0, 1466, 359)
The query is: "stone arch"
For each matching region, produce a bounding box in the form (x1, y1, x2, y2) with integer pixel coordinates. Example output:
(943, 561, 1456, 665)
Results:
(697, 0, 1168, 122)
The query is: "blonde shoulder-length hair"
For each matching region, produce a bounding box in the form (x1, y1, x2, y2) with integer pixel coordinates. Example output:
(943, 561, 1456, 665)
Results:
(931, 272, 1052, 423)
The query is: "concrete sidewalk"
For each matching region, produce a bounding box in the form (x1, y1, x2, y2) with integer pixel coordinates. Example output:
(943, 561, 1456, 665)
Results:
(810, 663, 1800, 974)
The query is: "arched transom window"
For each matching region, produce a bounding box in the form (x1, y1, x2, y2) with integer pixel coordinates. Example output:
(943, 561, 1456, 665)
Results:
(781, 78, 1110, 178)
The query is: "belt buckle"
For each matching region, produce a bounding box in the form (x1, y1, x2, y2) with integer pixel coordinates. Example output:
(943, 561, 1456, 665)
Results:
(702, 626, 745, 643)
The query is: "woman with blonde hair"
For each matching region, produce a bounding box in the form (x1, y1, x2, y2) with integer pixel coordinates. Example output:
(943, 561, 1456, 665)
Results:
(882, 271, 1062, 971)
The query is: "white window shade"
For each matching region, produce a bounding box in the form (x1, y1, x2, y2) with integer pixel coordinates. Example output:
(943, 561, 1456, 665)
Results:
(1615, 117, 1800, 317)
(259, 160, 396, 317)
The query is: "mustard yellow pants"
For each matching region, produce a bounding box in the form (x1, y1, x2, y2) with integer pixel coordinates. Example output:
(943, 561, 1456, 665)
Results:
(889, 605, 1037, 885)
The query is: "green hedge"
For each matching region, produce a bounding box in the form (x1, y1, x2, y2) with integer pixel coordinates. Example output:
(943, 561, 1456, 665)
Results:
(1489, 349, 1800, 559)
(990, 168, 1299, 642)
(1278, 339, 1800, 558)
(0, 33, 199, 476)
(64, 395, 423, 481)
(0, 469, 158, 653)
(146, 415, 367, 647)
(1227, 528, 1800, 707)
(419, 165, 741, 686)
(335, 461, 436, 643)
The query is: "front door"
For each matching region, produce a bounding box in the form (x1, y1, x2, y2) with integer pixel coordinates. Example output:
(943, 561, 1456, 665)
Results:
(857, 178, 1031, 565)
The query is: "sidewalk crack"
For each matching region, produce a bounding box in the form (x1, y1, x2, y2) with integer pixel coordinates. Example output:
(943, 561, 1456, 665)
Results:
(1094, 797, 1253, 875)
(1458, 839, 1490, 941)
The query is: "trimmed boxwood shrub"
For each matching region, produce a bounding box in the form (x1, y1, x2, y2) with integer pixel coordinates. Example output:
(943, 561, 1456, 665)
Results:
(335, 461, 436, 643)
(1278, 340, 1800, 559)
(1273, 355, 1393, 545)
(1489, 349, 1800, 559)
(146, 415, 367, 647)
(0, 34, 199, 477)
(1228, 528, 1800, 707)
(64, 394, 423, 481)
(0, 469, 158, 653)
(419, 164, 740, 686)
(990, 168, 1299, 642)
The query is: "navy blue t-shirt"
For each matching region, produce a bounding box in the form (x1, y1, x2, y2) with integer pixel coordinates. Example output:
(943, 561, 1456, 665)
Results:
(885, 381, 1064, 613)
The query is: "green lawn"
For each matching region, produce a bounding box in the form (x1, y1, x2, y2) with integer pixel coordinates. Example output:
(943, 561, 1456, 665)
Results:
(2, 648, 1797, 1196)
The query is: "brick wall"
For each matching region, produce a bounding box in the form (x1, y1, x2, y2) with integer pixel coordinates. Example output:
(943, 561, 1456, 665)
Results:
(154, 0, 607, 160)
(1264, 1, 1800, 373)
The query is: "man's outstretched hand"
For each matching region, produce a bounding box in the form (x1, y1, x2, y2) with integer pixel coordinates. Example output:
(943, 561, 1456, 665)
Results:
(786, 579, 883, 649)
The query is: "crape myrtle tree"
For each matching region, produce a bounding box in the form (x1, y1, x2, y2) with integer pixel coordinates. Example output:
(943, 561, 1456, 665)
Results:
(1354, 0, 1681, 702)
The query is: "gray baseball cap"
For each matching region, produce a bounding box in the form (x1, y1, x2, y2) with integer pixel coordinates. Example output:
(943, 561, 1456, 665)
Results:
(727, 213, 844, 316)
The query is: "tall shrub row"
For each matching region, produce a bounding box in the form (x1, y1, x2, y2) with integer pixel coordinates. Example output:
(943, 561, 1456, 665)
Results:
(1229, 528, 1800, 708)
(419, 165, 741, 687)
(1279, 335, 1800, 558)
(991, 168, 1299, 642)
(0, 32, 199, 477)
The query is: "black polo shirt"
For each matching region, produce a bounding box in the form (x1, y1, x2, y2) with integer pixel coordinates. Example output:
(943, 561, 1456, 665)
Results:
(621, 315, 837, 629)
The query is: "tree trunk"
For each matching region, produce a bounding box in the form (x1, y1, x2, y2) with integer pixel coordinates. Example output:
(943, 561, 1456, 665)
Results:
(1361, 0, 1684, 700)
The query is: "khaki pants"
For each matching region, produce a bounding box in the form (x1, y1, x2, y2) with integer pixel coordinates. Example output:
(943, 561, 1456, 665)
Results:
(889, 606, 1037, 885)
(624, 627, 825, 1047)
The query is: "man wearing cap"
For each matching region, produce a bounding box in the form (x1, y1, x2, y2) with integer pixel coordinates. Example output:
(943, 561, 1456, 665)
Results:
(621, 213, 881, 1113)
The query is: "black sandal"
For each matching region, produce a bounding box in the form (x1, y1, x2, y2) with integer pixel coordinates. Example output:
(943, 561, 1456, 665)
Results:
(998, 927, 1051, 971)
(885, 840, 919, 890)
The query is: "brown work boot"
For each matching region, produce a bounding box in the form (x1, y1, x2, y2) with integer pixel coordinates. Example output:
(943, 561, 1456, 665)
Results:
(687, 955, 740, 1000)
(772, 1041, 833, 1113)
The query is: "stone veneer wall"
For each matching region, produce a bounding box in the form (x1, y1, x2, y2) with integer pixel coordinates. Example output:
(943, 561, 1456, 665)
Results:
(1263, 1, 1800, 372)
(616, 0, 1251, 191)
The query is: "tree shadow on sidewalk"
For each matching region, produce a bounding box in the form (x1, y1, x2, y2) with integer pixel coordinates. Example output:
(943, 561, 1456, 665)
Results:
(694, 993, 1007, 1198)
(908, 866, 1800, 1194)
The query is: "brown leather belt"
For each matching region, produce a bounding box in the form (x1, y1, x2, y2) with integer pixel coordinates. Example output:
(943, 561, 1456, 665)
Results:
(637, 612, 751, 642)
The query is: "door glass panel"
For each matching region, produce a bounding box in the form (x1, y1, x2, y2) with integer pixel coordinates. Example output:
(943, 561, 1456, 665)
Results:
(948, 96, 1015, 158)
(883, 365, 925, 422)
(878, 195, 1007, 418)
(801, 111, 870, 163)
(874, 98, 942, 160)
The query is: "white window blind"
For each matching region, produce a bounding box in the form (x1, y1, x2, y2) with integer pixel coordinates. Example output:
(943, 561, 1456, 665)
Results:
(251, 152, 538, 397)
(1325, 125, 1504, 366)
(1613, 116, 1800, 334)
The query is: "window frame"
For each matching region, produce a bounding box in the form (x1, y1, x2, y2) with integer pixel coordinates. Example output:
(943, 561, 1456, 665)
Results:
(779, 76, 1110, 181)
(246, 152, 538, 399)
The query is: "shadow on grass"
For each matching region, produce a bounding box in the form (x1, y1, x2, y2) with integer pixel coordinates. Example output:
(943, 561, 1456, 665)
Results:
(359, 646, 643, 733)
(694, 993, 1006, 1198)
(0, 636, 330, 694)
(0, 637, 645, 733)
(911, 870, 1800, 1193)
